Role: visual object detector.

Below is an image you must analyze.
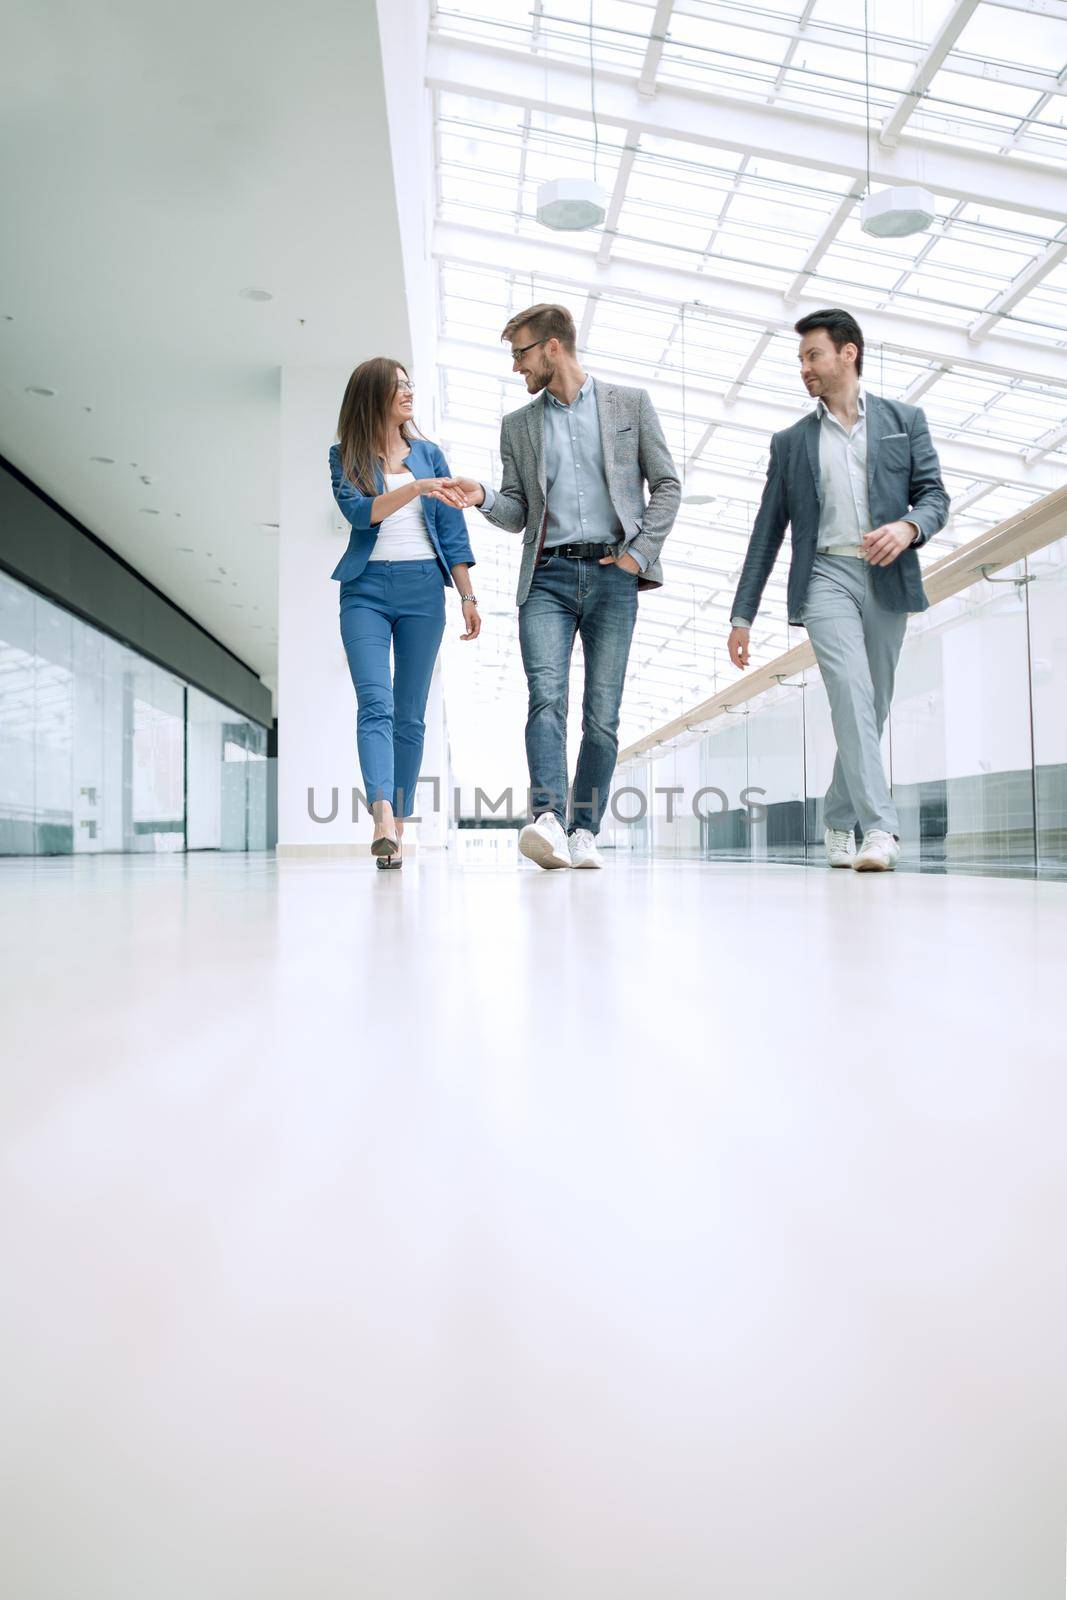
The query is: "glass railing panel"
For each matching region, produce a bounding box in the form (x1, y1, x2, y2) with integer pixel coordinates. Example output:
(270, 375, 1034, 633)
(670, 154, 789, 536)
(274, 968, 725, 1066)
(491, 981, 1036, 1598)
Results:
(1027, 533, 1067, 876)
(746, 680, 806, 862)
(801, 666, 835, 849)
(890, 560, 1035, 872)
(700, 709, 748, 857)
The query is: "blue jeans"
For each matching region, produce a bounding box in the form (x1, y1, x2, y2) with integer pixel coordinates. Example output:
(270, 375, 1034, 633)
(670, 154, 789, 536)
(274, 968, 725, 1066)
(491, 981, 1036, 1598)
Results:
(518, 553, 639, 834)
(339, 561, 445, 818)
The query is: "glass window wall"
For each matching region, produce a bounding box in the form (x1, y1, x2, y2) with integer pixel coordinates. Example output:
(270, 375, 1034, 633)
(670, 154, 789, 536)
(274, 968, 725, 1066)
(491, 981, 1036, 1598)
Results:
(0, 569, 269, 856)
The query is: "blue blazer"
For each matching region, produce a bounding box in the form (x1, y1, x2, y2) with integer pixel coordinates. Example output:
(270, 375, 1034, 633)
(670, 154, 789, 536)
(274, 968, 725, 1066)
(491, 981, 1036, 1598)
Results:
(731, 394, 949, 625)
(329, 437, 476, 586)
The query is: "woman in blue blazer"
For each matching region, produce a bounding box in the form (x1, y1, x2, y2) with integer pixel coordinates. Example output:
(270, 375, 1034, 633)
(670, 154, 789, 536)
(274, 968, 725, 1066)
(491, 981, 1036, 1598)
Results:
(330, 358, 479, 867)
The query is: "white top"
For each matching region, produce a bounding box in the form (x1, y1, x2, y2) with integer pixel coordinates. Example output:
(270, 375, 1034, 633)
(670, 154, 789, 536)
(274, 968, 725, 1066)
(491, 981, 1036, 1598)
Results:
(367, 470, 438, 562)
(815, 388, 870, 551)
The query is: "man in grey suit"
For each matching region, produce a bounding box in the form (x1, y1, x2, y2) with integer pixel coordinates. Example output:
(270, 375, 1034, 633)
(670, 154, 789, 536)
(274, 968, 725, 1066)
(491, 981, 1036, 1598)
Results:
(448, 303, 681, 871)
(727, 308, 949, 872)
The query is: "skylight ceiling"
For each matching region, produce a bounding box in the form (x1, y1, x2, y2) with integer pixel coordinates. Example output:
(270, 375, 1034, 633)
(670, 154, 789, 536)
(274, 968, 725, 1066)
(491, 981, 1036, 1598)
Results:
(427, 0, 1067, 743)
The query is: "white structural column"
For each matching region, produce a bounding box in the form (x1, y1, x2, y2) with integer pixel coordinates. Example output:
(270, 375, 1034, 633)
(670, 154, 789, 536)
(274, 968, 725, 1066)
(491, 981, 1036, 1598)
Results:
(278, 365, 370, 854)
(275, 0, 451, 856)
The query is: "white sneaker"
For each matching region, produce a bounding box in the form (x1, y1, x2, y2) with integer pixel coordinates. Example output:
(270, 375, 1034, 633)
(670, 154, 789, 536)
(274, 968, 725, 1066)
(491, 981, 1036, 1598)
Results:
(568, 828, 604, 869)
(824, 826, 856, 868)
(853, 829, 900, 872)
(518, 812, 572, 870)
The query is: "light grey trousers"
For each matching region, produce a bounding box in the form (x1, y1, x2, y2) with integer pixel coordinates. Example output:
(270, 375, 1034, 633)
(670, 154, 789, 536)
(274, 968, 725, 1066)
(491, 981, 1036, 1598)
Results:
(801, 554, 908, 837)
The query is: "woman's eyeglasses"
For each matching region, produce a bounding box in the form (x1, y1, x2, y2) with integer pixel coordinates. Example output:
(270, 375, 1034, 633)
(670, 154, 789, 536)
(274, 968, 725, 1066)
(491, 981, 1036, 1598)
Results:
(396, 380, 415, 394)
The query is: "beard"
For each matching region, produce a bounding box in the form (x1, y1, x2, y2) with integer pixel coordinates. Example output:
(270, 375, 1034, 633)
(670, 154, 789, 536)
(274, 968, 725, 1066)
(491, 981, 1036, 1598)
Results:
(525, 357, 554, 394)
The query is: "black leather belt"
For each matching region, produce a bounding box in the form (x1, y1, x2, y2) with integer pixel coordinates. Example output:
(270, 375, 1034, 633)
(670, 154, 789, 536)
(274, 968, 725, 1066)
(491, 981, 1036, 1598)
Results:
(545, 541, 619, 561)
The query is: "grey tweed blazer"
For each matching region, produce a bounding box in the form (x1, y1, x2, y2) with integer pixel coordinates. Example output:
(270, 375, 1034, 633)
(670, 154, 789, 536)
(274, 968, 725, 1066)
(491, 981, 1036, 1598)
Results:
(480, 379, 681, 606)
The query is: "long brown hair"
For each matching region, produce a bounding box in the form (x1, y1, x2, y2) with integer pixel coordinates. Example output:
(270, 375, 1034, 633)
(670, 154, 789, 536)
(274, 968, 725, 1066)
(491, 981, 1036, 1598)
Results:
(336, 357, 423, 494)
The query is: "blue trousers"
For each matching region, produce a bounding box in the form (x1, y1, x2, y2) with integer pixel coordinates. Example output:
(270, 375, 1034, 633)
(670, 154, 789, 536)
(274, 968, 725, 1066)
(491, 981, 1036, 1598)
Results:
(339, 561, 445, 819)
(518, 552, 638, 834)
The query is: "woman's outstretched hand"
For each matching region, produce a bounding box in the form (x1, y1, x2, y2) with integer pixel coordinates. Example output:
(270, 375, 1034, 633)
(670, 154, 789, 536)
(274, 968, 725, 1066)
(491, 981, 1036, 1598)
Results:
(417, 477, 468, 509)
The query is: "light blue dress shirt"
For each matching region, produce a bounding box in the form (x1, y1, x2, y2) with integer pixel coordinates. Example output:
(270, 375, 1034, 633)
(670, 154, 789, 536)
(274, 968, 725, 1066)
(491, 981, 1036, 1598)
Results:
(541, 376, 622, 550)
(483, 376, 647, 569)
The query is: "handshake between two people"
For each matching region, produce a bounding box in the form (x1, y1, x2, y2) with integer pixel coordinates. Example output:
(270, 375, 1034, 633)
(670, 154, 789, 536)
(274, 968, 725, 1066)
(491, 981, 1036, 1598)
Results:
(416, 476, 642, 574)
(727, 519, 919, 672)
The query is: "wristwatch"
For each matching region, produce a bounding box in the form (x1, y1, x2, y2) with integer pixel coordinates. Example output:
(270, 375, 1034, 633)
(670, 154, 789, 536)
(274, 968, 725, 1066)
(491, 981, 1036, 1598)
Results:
(459, 593, 477, 604)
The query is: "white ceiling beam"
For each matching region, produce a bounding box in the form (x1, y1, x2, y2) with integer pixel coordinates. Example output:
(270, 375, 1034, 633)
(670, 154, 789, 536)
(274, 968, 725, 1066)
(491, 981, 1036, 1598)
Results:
(766, 0, 816, 102)
(968, 231, 1067, 340)
(948, 481, 998, 516)
(596, 1, 676, 273)
(724, 330, 775, 404)
(879, 0, 982, 148)
(782, 188, 863, 305)
(437, 337, 1062, 492)
(595, 132, 640, 267)
(638, 0, 676, 97)
(901, 367, 948, 404)
(684, 420, 718, 474)
(434, 221, 1067, 389)
(1023, 418, 1067, 466)
(577, 291, 600, 348)
(426, 36, 1067, 219)
(666, 0, 1066, 97)
(983, 0, 1065, 13)
(996, 63, 1066, 154)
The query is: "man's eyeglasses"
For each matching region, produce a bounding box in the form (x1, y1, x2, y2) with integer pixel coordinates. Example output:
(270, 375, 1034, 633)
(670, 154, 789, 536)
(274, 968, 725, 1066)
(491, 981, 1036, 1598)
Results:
(510, 338, 547, 363)
(396, 379, 415, 394)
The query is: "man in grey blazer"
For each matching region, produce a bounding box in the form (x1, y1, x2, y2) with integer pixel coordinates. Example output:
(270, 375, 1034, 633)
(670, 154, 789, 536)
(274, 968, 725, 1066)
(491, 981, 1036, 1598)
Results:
(727, 308, 949, 872)
(448, 303, 681, 870)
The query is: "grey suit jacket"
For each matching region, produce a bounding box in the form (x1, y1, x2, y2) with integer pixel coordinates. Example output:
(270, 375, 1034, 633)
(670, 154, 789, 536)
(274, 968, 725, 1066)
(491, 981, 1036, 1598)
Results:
(731, 394, 950, 626)
(480, 379, 681, 606)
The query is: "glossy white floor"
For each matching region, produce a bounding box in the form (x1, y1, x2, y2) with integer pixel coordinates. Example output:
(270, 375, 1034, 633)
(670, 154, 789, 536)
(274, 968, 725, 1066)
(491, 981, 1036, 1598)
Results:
(1, 849, 1065, 1599)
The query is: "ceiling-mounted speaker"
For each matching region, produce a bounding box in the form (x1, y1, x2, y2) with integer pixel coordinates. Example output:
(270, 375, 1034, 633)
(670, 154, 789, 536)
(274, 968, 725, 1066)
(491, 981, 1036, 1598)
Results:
(860, 186, 936, 239)
(536, 177, 607, 232)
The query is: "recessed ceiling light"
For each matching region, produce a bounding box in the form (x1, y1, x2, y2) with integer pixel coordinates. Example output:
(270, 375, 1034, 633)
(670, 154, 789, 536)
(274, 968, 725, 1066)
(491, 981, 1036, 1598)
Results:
(239, 287, 273, 302)
(26, 386, 55, 397)
(91, 456, 115, 464)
